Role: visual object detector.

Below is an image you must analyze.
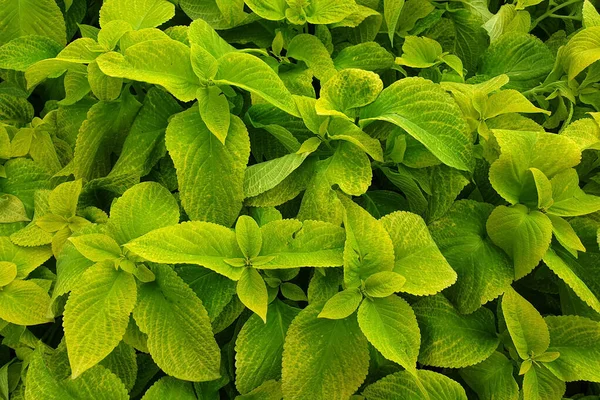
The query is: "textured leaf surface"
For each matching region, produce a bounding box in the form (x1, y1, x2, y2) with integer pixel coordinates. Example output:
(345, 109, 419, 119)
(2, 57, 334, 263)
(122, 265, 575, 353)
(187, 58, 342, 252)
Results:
(363, 369, 468, 400)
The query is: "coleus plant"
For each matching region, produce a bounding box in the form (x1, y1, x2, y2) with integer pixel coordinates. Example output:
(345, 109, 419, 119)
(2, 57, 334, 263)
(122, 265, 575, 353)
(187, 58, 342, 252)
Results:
(2, 0, 600, 398)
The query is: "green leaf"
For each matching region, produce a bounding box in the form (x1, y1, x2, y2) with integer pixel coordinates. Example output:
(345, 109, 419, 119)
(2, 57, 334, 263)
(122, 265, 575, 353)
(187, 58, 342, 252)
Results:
(318, 288, 362, 319)
(99, 0, 175, 29)
(430, 200, 513, 314)
(100, 342, 138, 392)
(25, 349, 129, 400)
(69, 234, 122, 262)
(413, 295, 499, 368)
(286, 34, 337, 83)
(327, 116, 383, 162)
(244, 0, 286, 20)
(396, 36, 442, 68)
(141, 377, 197, 400)
(315, 69, 383, 120)
(87, 61, 123, 101)
(584, 0, 600, 28)
(63, 262, 137, 378)
(360, 77, 474, 171)
(363, 271, 406, 298)
(547, 215, 585, 254)
(502, 287, 550, 360)
(543, 246, 600, 314)
(522, 363, 566, 400)
(489, 130, 581, 205)
(333, 42, 395, 72)
(236, 380, 282, 400)
(0, 35, 63, 71)
(384, 0, 404, 45)
(381, 210, 457, 296)
(479, 33, 554, 91)
(166, 107, 249, 226)
(563, 26, 600, 80)
(0, 0, 66, 46)
(0, 279, 52, 325)
(0, 236, 51, 278)
(0, 194, 30, 223)
(235, 300, 299, 394)
(126, 221, 244, 280)
(460, 352, 519, 400)
(363, 369, 467, 400)
(108, 182, 180, 245)
(236, 216, 262, 259)
(133, 264, 221, 381)
(49, 180, 82, 219)
(340, 197, 395, 288)
(197, 86, 231, 144)
(237, 267, 268, 322)
(547, 169, 600, 217)
(97, 40, 200, 102)
(486, 204, 553, 279)
(0, 261, 17, 287)
(544, 315, 600, 382)
(214, 52, 300, 117)
(281, 304, 369, 400)
(357, 295, 420, 373)
(280, 282, 308, 301)
(257, 219, 346, 269)
(187, 18, 236, 59)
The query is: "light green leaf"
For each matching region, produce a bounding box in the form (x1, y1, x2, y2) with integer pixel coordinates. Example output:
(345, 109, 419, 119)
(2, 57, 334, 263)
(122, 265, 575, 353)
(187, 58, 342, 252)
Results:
(363, 271, 406, 298)
(100, 0, 175, 29)
(286, 34, 337, 83)
(333, 42, 395, 71)
(489, 130, 581, 205)
(522, 363, 566, 400)
(108, 182, 180, 245)
(133, 264, 221, 381)
(0, 261, 17, 287)
(327, 117, 383, 162)
(341, 197, 395, 288)
(141, 377, 196, 400)
(0, 236, 51, 278)
(502, 287, 550, 359)
(303, 0, 358, 25)
(360, 77, 473, 171)
(187, 18, 236, 59)
(363, 369, 467, 400)
(381, 211, 457, 296)
(280, 282, 308, 301)
(125, 221, 244, 280)
(87, 61, 123, 101)
(258, 219, 346, 269)
(235, 300, 299, 394)
(49, 180, 82, 219)
(484, 90, 550, 119)
(584, 0, 600, 28)
(100, 342, 138, 392)
(357, 295, 420, 373)
(25, 349, 129, 400)
(480, 33, 553, 91)
(563, 26, 600, 80)
(166, 108, 249, 226)
(0, 279, 52, 326)
(236, 216, 262, 259)
(413, 295, 499, 368)
(486, 204, 553, 279)
(0, 35, 63, 71)
(281, 304, 369, 400)
(0, 0, 66, 46)
(547, 169, 600, 217)
(396, 36, 442, 68)
(63, 262, 137, 378)
(237, 267, 268, 322)
(318, 288, 362, 319)
(460, 352, 519, 400)
(384, 0, 404, 45)
(0, 194, 30, 223)
(245, 0, 286, 20)
(97, 40, 200, 102)
(197, 86, 230, 144)
(430, 200, 513, 314)
(214, 52, 300, 117)
(543, 315, 600, 382)
(236, 380, 282, 400)
(547, 215, 585, 254)
(316, 69, 382, 120)
(69, 234, 122, 262)
(543, 247, 600, 314)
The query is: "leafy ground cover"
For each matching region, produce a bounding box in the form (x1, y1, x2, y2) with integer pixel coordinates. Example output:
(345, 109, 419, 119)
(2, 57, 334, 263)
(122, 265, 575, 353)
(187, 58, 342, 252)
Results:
(1, 0, 600, 398)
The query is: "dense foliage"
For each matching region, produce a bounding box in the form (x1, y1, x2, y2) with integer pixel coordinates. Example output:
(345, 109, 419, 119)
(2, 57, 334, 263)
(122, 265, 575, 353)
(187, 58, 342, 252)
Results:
(1, 0, 600, 398)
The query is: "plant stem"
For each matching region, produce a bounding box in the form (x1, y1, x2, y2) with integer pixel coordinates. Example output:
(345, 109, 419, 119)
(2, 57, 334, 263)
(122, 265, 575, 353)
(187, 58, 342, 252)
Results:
(530, 0, 584, 30)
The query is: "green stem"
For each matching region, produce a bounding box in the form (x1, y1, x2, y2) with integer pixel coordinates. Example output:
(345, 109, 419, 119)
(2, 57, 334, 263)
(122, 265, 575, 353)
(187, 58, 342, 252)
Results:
(530, 0, 583, 29)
